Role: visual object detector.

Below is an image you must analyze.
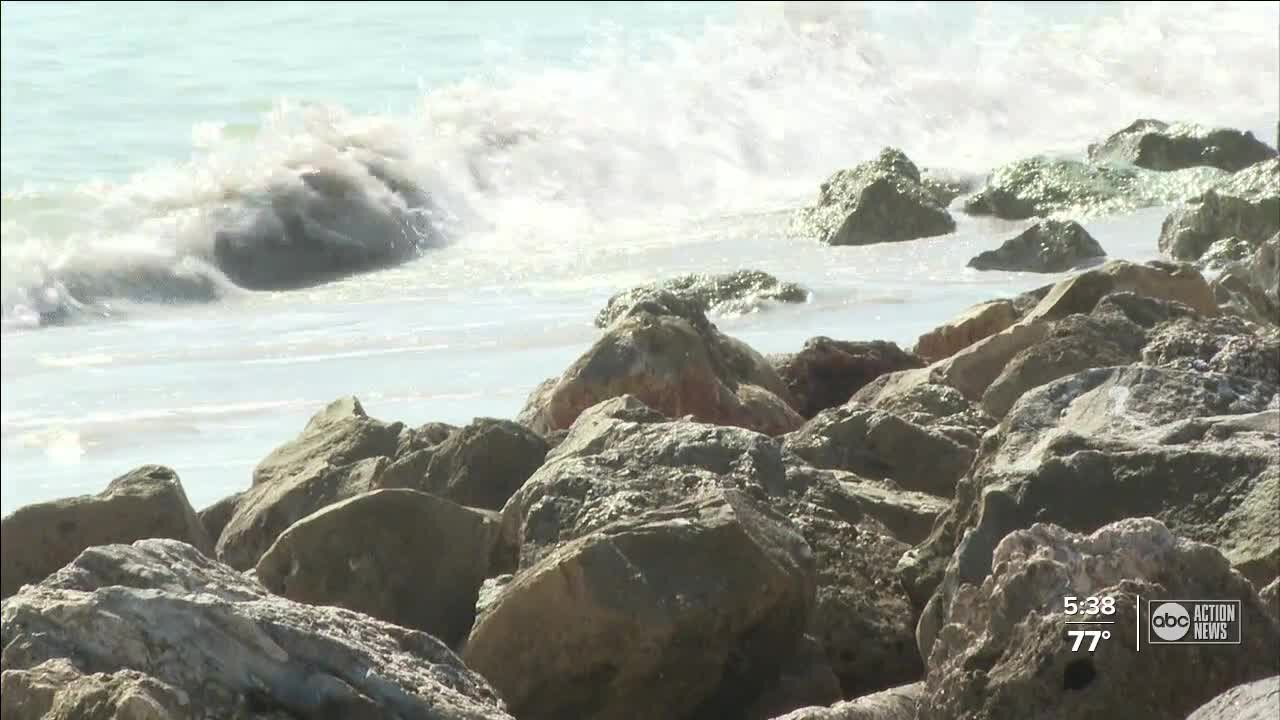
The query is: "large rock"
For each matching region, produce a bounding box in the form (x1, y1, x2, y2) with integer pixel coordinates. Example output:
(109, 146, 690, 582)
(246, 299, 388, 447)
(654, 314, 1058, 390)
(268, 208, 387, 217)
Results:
(1261, 578, 1280, 625)
(962, 155, 1223, 219)
(254, 489, 502, 647)
(1159, 159, 1280, 262)
(784, 406, 972, 497)
(913, 299, 1018, 362)
(919, 519, 1280, 720)
(770, 683, 921, 720)
(1213, 267, 1280, 326)
(252, 396, 401, 487)
(770, 338, 924, 418)
(967, 219, 1106, 273)
(1, 466, 211, 599)
(1142, 315, 1280, 386)
(850, 379, 996, 449)
(196, 491, 243, 544)
(596, 270, 809, 328)
(1022, 259, 1218, 321)
(1087, 119, 1277, 172)
(1186, 676, 1280, 720)
(745, 635, 843, 720)
(792, 148, 956, 246)
(0, 539, 513, 719)
(517, 290, 802, 436)
(216, 456, 385, 570)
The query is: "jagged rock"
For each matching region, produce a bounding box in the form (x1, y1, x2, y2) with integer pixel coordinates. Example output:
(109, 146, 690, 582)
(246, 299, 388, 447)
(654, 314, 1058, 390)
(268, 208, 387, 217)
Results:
(913, 299, 1018, 362)
(254, 489, 502, 647)
(396, 421, 458, 456)
(1088, 119, 1277, 172)
(784, 466, 948, 547)
(196, 491, 243, 544)
(216, 456, 386, 570)
(793, 148, 956, 246)
(0, 539, 513, 719)
(771, 338, 924, 418)
(1186, 676, 1280, 720)
(1213, 262, 1280, 327)
(252, 396, 401, 487)
(1022, 259, 1218, 321)
(517, 290, 802, 436)
(1197, 236, 1259, 271)
(1260, 579, 1280, 625)
(962, 155, 1223, 219)
(1143, 315, 1280, 385)
(919, 519, 1280, 720)
(849, 380, 995, 448)
(1, 466, 211, 599)
(745, 636, 843, 720)
(1159, 158, 1280, 262)
(769, 683, 922, 720)
(595, 270, 809, 328)
(967, 219, 1106, 273)
(784, 406, 972, 497)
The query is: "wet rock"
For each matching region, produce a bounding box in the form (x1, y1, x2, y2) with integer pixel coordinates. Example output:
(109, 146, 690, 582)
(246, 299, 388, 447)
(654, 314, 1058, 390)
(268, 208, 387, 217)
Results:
(967, 219, 1106, 273)
(1088, 119, 1277, 172)
(913, 299, 1018, 363)
(771, 338, 924, 418)
(1159, 158, 1279, 262)
(252, 396, 401, 487)
(596, 270, 809, 328)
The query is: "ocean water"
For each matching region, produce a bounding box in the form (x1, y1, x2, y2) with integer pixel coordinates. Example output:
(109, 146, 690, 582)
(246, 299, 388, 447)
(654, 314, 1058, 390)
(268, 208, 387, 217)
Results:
(2, 1, 1277, 514)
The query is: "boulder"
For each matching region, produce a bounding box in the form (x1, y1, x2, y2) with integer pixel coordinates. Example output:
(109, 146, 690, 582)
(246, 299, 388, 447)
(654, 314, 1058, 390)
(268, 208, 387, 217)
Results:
(396, 420, 458, 456)
(1260, 578, 1280, 625)
(217, 456, 386, 570)
(517, 290, 802, 436)
(1142, 315, 1280, 386)
(254, 489, 502, 647)
(920, 168, 978, 207)
(1, 465, 211, 599)
(744, 636, 843, 720)
(792, 148, 955, 246)
(1214, 268, 1280, 327)
(1087, 119, 1277, 172)
(0, 539, 513, 719)
(1159, 158, 1280, 262)
(784, 466, 948, 547)
(967, 219, 1106, 273)
(595, 270, 809, 328)
(849, 380, 996, 448)
(196, 491, 243, 544)
(252, 396, 401, 487)
(1186, 676, 1280, 720)
(1196, 235, 1258, 271)
(919, 519, 1280, 720)
(913, 299, 1018, 362)
(770, 683, 922, 720)
(1022, 259, 1218, 322)
(770, 338, 924, 418)
(784, 406, 972, 497)
(962, 156, 1223, 219)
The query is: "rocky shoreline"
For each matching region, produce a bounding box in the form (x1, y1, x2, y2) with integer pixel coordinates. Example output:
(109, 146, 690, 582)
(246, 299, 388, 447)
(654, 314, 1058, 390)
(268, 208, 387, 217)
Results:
(2, 120, 1278, 719)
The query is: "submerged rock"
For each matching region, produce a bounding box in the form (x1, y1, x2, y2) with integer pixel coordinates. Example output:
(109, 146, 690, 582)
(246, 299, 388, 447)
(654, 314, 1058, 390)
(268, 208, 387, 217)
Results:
(967, 219, 1106, 273)
(595, 270, 809, 328)
(793, 148, 956, 246)
(1158, 158, 1280, 262)
(770, 338, 924, 418)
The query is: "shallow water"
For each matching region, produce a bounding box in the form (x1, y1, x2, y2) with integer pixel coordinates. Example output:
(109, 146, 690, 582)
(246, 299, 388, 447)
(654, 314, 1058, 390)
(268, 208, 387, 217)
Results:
(2, 2, 1277, 513)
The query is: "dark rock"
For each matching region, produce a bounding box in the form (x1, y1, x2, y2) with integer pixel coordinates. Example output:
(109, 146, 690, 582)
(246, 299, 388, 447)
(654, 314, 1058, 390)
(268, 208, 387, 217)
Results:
(1260, 578, 1280, 625)
(1159, 158, 1280, 262)
(967, 219, 1106, 273)
(1, 465, 211, 599)
(390, 418, 549, 511)
(744, 636, 843, 720)
(771, 338, 925, 418)
(595, 270, 809, 328)
(1088, 119, 1277, 172)
(252, 396, 401, 487)
(196, 491, 244, 545)
(396, 421, 458, 456)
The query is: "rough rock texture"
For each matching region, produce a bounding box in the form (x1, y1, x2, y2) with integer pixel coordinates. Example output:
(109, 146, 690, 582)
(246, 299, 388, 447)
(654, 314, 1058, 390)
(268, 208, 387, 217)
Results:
(217, 456, 386, 570)
(770, 338, 924, 418)
(1186, 676, 1280, 720)
(745, 636, 843, 720)
(1158, 158, 1280, 262)
(793, 148, 956, 246)
(784, 406, 973, 497)
(770, 683, 922, 720)
(517, 290, 802, 436)
(967, 219, 1106, 273)
(850, 380, 996, 449)
(962, 156, 1223, 219)
(1143, 315, 1280, 386)
(1, 465, 211, 599)
(904, 365, 1279, 637)
(595, 270, 810, 328)
(396, 421, 458, 456)
(1261, 578, 1280, 625)
(919, 519, 1280, 720)
(1213, 267, 1280, 327)
(1197, 235, 1259, 271)
(1087, 119, 1277, 172)
(785, 466, 948, 547)
(913, 299, 1018, 362)
(1023, 259, 1219, 321)
(0, 539, 514, 719)
(252, 396, 401, 487)
(196, 491, 243, 545)
(254, 489, 502, 647)
(377, 418, 548, 511)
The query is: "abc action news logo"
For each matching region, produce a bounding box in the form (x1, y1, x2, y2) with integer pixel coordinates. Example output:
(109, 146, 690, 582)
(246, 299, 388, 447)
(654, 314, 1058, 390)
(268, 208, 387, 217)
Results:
(1148, 600, 1242, 644)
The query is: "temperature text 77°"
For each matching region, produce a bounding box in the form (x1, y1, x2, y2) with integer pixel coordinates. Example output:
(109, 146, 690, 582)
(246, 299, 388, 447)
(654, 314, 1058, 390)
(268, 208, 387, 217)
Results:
(1067, 629, 1111, 651)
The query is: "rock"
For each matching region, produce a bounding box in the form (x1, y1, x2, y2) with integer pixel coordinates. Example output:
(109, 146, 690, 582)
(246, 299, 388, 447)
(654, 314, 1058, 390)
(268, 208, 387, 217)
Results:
(1159, 158, 1280, 262)
(1143, 315, 1280, 386)
(920, 168, 978, 207)
(919, 519, 1280, 720)
(962, 155, 1223, 219)
(1, 465, 211, 599)
(396, 421, 458, 456)
(905, 365, 1279, 641)
(1197, 236, 1259, 271)
(784, 406, 973, 497)
(745, 636, 843, 720)
(850, 380, 996, 447)
(1023, 259, 1218, 322)
(379, 418, 548, 511)
(1260, 578, 1280, 625)
(967, 219, 1106, 273)
(1087, 119, 1277, 172)
(196, 491, 243, 545)
(784, 466, 948, 547)
(595, 270, 809, 328)
(254, 489, 500, 647)
(1, 539, 514, 719)
(517, 290, 803, 436)
(216, 456, 386, 570)
(1249, 233, 1280, 304)
(770, 683, 922, 720)
(1186, 677, 1280, 720)
(771, 338, 925, 418)
(793, 148, 956, 246)
(913, 299, 1018, 362)
(463, 489, 816, 720)
(252, 396, 401, 487)
(1213, 266, 1280, 327)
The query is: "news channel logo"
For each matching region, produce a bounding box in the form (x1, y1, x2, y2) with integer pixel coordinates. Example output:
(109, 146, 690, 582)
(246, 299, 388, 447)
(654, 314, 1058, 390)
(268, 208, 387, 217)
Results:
(1147, 599, 1242, 644)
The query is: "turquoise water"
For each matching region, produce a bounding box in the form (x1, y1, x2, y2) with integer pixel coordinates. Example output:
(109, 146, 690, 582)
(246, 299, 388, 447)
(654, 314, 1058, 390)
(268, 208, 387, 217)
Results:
(2, 1, 1277, 514)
